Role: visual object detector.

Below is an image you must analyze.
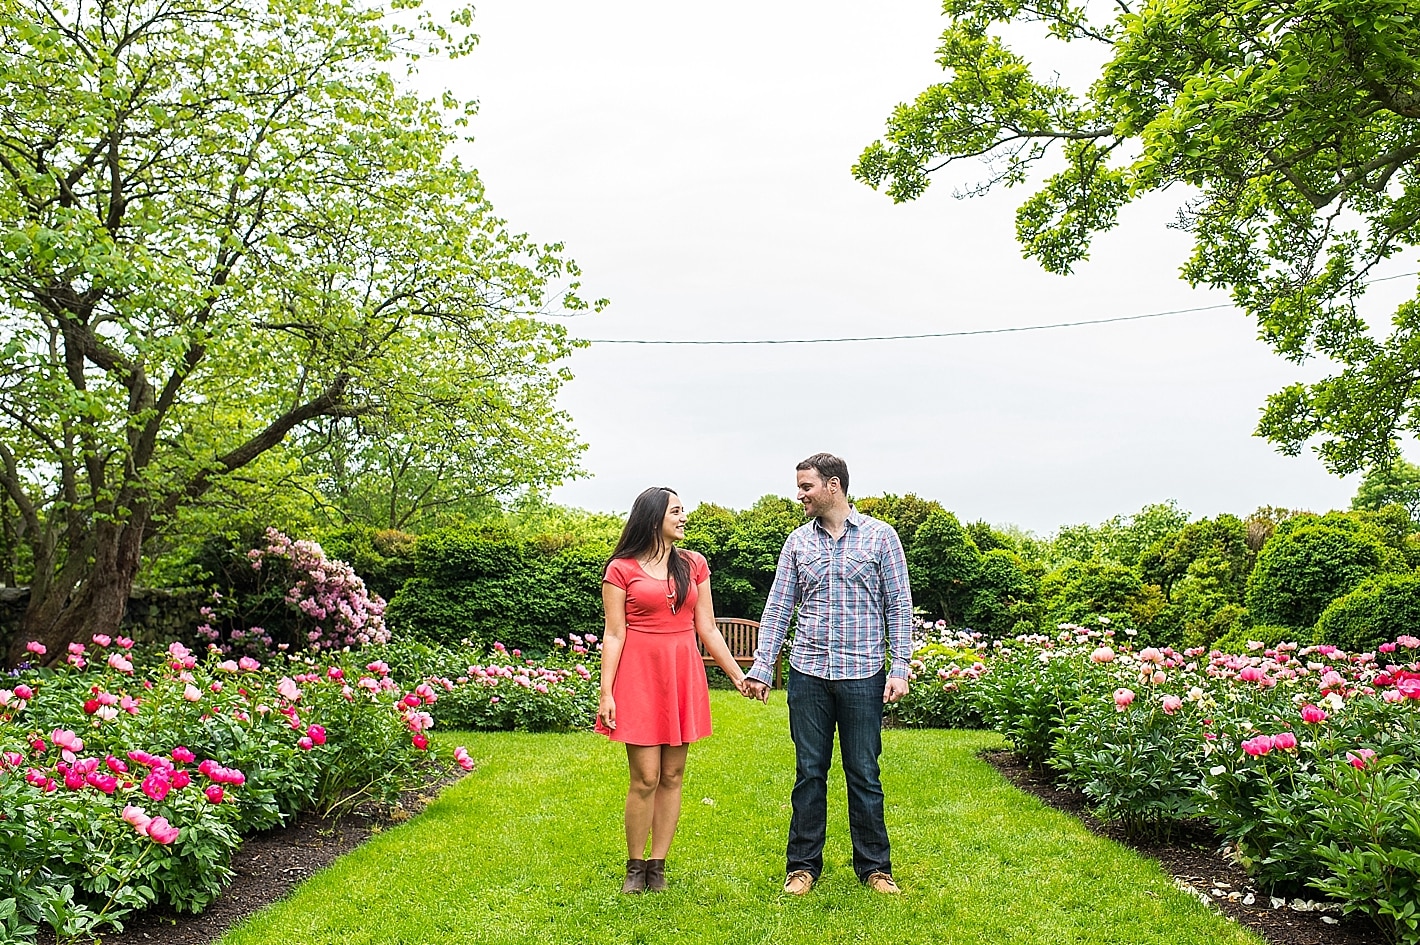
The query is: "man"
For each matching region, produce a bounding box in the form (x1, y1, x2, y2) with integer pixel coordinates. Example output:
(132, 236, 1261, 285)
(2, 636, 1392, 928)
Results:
(743, 452, 913, 896)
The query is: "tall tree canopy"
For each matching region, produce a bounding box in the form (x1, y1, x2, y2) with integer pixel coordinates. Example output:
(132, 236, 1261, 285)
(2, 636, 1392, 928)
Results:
(856, 0, 1420, 475)
(0, 0, 598, 662)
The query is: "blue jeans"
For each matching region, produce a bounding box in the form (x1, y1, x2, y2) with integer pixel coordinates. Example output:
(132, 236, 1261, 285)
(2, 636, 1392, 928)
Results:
(786, 667, 891, 881)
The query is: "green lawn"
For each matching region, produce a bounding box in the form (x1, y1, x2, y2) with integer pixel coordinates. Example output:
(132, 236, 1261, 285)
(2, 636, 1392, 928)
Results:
(219, 691, 1261, 945)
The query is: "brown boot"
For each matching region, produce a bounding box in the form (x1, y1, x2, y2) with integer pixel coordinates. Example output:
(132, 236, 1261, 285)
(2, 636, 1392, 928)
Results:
(645, 858, 667, 892)
(621, 859, 647, 894)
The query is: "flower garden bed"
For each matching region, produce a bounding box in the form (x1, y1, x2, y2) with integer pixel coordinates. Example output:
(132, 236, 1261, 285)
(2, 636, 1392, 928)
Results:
(909, 622, 1420, 945)
(986, 748, 1381, 945)
(0, 633, 597, 944)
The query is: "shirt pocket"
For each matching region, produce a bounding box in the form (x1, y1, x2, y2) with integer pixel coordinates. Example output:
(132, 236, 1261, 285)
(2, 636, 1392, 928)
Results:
(798, 551, 829, 592)
(843, 550, 877, 586)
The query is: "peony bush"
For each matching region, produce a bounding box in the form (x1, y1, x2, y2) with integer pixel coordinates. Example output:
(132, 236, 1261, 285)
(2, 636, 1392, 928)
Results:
(951, 623, 1420, 943)
(0, 636, 473, 944)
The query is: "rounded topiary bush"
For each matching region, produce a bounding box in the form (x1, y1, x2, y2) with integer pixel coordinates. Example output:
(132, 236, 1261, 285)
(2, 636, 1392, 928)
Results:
(1315, 571, 1420, 653)
(1245, 522, 1401, 630)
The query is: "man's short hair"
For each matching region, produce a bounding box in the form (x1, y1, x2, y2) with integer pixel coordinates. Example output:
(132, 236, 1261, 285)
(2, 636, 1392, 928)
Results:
(797, 452, 849, 494)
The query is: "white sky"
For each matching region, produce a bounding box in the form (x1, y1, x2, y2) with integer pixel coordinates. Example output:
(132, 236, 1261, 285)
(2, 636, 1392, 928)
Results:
(421, 0, 1414, 534)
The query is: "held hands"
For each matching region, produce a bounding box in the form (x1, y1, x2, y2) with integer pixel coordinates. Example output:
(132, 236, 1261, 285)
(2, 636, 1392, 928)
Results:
(741, 678, 770, 703)
(597, 693, 616, 730)
(883, 676, 909, 705)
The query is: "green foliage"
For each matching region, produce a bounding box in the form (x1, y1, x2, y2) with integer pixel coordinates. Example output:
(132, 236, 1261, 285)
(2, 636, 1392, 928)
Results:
(1317, 573, 1420, 654)
(962, 549, 1041, 639)
(855, 494, 944, 546)
(1049, 502, 1192, 569)
(1353, 459, 1420, 527)
(312, 526, 420, 603)
(907, 510, 981, 625)
(1311, 764, 1420, 945)
(1051, 688, 1205, 838)
(384, 527, 610, 652)
(1038, 559, 1156, 632)
(0, 0, 597, 657)
(1246, 518, 1404, 630)
(857, 0, 1420, 476)
(971, 641, 1090, 770)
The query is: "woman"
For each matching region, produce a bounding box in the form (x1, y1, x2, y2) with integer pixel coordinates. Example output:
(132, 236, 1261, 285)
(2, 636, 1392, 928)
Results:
(596, 486, 750, 894)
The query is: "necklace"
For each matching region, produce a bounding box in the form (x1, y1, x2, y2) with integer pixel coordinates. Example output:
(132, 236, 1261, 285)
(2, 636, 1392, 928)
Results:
(640, 556, 678, 614)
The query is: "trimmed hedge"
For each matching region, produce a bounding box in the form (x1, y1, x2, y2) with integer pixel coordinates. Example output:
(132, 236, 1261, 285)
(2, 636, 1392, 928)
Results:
(384, 529, 609, 652)
(1315, 571, 1420, 653)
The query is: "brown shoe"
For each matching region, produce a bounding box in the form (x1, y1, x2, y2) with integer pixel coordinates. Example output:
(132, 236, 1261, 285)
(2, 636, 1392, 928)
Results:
(645, 859, 667, 892)
(783, 870, 816, 895)
(865, 871, 900, 894)
(621, 859, 647, 894)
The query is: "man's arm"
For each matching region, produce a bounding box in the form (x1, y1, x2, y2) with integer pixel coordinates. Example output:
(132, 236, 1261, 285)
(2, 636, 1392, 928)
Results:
(746, 539, 798, 689)
(881, 527, 914, 683)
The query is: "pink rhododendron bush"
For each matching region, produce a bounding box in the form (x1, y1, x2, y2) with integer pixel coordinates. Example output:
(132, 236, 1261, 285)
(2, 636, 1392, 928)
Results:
(0, 637, 472, 944)
(958, 623, 1420, 944)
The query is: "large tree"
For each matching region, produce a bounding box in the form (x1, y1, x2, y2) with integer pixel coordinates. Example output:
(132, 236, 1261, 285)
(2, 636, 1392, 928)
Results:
(0, 0, 598, 663)
(855, 0, 1420, 475)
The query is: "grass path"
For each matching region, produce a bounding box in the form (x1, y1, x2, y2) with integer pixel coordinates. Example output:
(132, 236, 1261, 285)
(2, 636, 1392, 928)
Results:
(219, 692, 1261, 945)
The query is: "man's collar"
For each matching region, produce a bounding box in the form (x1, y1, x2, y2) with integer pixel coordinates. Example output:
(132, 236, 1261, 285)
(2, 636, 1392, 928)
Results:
(812, 505, 863, 534)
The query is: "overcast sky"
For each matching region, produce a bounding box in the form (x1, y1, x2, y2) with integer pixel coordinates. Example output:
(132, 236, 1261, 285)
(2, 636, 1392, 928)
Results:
(423, 0, 1413, 534)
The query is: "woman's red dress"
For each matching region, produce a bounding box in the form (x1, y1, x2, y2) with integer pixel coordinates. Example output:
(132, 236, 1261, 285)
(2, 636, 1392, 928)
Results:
(595, 551, 712, 746)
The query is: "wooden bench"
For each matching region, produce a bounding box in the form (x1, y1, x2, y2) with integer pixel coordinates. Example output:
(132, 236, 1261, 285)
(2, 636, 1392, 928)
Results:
(699, 617, 783, 688)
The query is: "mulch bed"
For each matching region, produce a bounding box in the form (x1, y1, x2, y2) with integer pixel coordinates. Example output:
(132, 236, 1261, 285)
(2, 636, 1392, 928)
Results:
(981, 750, 1383, 945)
(41, 767, 466, 945)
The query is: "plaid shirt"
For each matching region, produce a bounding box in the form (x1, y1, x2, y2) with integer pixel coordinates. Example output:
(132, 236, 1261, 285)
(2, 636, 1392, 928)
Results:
(748, 508, 914, 683)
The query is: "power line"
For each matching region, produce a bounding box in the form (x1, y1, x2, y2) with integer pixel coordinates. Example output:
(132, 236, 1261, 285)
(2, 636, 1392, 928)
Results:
(582, 270, 1418, 346)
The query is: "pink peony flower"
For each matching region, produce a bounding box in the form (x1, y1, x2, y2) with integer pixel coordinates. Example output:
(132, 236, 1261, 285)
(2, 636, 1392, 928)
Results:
(1272, 731, 1298, 751)
(411, 732, 429, 750)
(1112, 688, 1135, 710)
(1346, 748, 1377, 769)
(13, 684, 33, 701)
(1398, 677, 1420, 700)
(182, 684, 202, 702)
(277, 677, 302, 701)
(306, 725, 327, 746)
(238, 656, 261, 671)
(297, 736, 314, 751)
(204, 785, 225, 804)
(146, 817, 180, 844)
(1160, 695, 1183, 715)
(141, 772, 171, 801)
(122, 805, 152, 833)
(1241, 735, 1275, 756)
(453, 746, 475, 771)
(25, 640, 46, 655)
(1300, 704, 1328, 724)
(51, 729, 84, 752)
(172, 746, 196, 764)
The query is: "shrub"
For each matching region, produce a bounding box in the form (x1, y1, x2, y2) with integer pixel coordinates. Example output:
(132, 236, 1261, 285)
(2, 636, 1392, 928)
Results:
(1316, 572, 1420, 654)
(193, 528, 389, 656)
(1246, 519, 1402, 630)
(385, 528, 608, 651)
(907, 510, 981, 626)
(1051, 681, 1205, 837)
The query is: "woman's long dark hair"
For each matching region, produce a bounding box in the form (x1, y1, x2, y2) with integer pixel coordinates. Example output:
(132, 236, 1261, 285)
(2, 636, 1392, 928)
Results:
(609, 486, 691, 611)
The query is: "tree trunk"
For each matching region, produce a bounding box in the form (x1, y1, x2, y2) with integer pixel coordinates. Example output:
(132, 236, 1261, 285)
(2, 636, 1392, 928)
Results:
(7, 514, 147, 666)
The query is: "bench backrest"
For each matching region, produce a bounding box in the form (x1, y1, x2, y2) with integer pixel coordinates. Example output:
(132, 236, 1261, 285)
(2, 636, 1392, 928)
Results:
(708, 617, 760, 659)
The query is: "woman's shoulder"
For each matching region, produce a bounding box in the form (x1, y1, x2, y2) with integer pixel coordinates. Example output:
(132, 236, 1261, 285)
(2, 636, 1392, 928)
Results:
(679, 548, 710, 578)
(604, 556, 637, 585)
